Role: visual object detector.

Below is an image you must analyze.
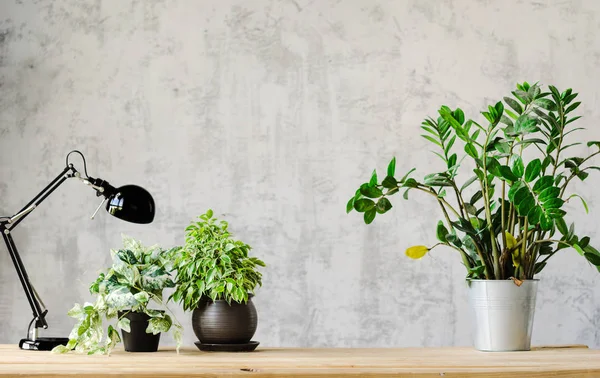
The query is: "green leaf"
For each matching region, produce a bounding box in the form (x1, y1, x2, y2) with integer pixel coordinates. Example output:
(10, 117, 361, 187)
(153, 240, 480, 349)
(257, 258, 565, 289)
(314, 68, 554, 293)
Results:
(567, 194, 589, 213)
(346, 197, 355, 214)
(534, 98, 557, 111)
(364, 209, 376, 224)
(534, 262, 547, 274)
(584, 252, 600, 266)
(360, 186, 383, 198)
(133, 291, 150, 304)
(354, 199, 375, 213)
(422, 134, 442, 147)
(118, 317, 131, 333)
(556, 217, 568, 235)
(460, 176, 478, 192)
(525, 159, 542, 182)
(565, 101, 581, 114)
(375, 197, 392, 214)
(533, 176, 554, 193)
(369, 170, 378, 187)
(387, 157, 396, 177)
(514, 114, 539, 134)
(499, 165, 519, 181)
(147, 316, 172, 335)
(504, 96, 523, 115)
(464, 143, 478, 158)
(436, 221, 449, 243)
(511, 156, 524, 178)
(381, 176, 398, 189)
(116, 249, 137, 265)
(538, 186, 560, 202)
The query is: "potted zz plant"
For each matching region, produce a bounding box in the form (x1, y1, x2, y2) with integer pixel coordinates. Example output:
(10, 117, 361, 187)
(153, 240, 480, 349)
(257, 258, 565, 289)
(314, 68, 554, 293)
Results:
(52, 235, 182, 354)
(348, 82, 600, 351)
(169, 209, 265, 352)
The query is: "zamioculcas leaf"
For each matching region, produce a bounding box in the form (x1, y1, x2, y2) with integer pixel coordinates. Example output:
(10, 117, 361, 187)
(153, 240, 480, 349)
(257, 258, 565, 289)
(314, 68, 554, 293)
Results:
(405, 245, 429, 259)
(346, 197, 355, 214)
(464, 143, 478, 158)
(511, 156, 524, 178)
(525, 159, 542, 182)
(504, 96, 523, 115)
(534, 98, 557, 111)
(382, 176, 398, 189)
(556, 217, 568, 235)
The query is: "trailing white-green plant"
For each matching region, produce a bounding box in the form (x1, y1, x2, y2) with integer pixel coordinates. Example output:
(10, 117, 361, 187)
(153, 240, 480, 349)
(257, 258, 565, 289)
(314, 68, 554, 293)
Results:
(169, 209, 265, 310)
(52, 235, 182, 355)
(348, 82, 600, 280)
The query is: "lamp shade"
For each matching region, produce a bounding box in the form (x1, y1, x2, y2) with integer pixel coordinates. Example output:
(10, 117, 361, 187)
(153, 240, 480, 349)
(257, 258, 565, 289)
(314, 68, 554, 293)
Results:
(105, 185, 155, 224)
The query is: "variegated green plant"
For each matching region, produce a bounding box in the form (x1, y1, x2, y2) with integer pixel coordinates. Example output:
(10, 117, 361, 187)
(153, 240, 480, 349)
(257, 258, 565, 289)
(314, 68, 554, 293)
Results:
(52, 235, 182, 355)
(169, 210, 265, 310)
(348, 82, 600, 280)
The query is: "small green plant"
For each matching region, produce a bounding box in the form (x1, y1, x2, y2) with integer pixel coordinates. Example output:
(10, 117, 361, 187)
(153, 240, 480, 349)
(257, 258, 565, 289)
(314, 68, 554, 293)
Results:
(169, 209, 265, 310)
(52, 235, 182, 354)
(348, 82, 600, 280)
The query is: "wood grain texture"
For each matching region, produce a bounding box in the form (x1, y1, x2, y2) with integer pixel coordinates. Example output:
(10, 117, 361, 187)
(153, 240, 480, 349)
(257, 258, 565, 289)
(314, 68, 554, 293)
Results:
(1, 345, 600, 377)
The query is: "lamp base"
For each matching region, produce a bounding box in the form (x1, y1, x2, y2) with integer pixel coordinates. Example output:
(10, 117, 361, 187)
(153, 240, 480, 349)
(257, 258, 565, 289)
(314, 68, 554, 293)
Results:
(19, 337, 69, 351)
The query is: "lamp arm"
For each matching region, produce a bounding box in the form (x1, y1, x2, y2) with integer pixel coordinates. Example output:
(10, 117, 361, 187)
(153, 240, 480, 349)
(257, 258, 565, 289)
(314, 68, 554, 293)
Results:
(0, 164, 79, 332)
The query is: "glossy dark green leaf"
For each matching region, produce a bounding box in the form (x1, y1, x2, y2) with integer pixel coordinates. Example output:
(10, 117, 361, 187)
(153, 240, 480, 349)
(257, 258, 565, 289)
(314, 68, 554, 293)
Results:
(565, 101, 581, 114)
(580, 236, 591, 249)
(499, 165, 519, 181)
(539, 213, 553, 231)
(584, 252, 600, 266)
(346, 197, 355, 214)
(354, 199, 375, 213)
(533, 176, 554, 193)
(364, 209, 376, 224)
(436, 221, 449, 243)
(524, 159, 542, 182)
(534, 262, 547, 274)
(511, 156, 524, 177)
(508, 181, 525, 202)
(403, 178, 418, 188)
(360, 186, 383, 198)
(382, 176, 398, 189)
(538, 186, 560, 202)
(422, 134, 442, 147)
(375, 197, 392, 214)
(543, 197, 564, 209)
(555, 217, 568, 235)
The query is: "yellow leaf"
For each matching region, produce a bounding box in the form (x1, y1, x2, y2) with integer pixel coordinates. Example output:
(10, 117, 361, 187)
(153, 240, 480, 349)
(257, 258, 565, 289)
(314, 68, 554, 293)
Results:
(405, 245, 429, 259)
(505, 232, 517, 250)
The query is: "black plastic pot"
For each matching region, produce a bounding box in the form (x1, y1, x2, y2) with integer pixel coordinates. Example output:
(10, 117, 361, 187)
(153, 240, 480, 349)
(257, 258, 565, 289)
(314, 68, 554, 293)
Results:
(192, 295, 257, 344)
(118, 311, 161, 352)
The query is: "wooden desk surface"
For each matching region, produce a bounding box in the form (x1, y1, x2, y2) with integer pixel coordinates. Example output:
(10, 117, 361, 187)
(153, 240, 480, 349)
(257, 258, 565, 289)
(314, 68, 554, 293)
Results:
(0, 344, 599, 377)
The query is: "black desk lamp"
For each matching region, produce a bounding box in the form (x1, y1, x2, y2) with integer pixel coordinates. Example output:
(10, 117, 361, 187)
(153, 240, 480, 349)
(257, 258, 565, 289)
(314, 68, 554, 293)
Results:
(0, 150, 155, 351)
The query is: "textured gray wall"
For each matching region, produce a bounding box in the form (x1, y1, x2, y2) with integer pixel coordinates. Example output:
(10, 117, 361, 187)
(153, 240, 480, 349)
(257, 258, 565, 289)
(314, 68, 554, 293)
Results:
(2, 0, 600, 348)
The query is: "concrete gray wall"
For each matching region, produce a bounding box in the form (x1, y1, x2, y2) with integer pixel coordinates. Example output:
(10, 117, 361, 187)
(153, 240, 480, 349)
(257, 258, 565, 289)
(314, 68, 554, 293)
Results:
(2, 0, 600, 348)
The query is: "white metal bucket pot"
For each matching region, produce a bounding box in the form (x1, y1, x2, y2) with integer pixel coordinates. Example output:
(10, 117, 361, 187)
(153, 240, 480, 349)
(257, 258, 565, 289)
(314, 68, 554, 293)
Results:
(467, 279, 539, 351)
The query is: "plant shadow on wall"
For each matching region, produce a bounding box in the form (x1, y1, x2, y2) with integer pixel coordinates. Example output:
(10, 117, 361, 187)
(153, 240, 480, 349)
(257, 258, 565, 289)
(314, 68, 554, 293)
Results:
(52, 235, 182, 354)
(348, 82, 600, 351)
(168, 210, 265, 351)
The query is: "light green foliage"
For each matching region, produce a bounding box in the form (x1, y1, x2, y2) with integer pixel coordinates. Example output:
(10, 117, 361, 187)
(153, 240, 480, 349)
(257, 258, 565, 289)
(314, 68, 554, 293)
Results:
(169, 210, 265, 310)
(348, 82, 600, 280)
(52, 235, 182, 355)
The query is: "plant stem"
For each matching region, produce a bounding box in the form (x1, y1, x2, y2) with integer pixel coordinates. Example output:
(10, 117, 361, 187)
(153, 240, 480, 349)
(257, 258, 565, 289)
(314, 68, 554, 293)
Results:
(415, 186, 462, 218)
(481, 141, 500, 279)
